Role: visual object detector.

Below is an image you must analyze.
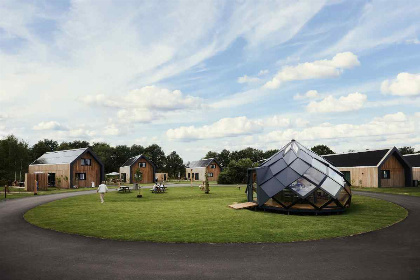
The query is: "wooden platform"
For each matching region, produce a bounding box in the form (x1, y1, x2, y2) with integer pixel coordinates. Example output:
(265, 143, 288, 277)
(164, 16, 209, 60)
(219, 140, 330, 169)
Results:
(229, 202, 258, 210)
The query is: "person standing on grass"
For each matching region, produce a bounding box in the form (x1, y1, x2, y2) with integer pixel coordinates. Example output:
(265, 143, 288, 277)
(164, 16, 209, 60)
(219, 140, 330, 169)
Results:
(97, 181, 108, 204)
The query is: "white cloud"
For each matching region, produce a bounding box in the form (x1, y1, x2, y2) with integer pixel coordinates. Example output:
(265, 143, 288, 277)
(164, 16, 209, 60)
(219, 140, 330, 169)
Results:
(264, 52, 360, 89)
(260, 112, 417, 144)
(0, 114, 8, 121)
(294, 90, 319, 100)
(258, 70, 269, 76)
(166, 116, 263, 141)
(117, 109, 159, 124)
(33, 121, 67, 131)
(381, 72, 420, 97)
(306, 92, 367, 113)
(264, 116, 291, 127)
(237, 75, 261, 84)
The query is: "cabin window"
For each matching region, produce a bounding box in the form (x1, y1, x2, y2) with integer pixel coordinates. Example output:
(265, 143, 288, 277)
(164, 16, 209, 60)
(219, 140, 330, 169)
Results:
(76, 173, 86, 180)
(139, 162, 146, 168)
(195, 173, 199, 180)
(188, 173, 191, 179)
(81, 158, 91, 166)
(208, 172, 214, 177)
(381, 170, 390, 179)
(210, 164, 216, 169)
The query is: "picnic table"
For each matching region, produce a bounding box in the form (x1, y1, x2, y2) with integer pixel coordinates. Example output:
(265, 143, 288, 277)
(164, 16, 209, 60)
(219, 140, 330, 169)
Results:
(151, 185, 167, 193)
(119, 186, 130, 193)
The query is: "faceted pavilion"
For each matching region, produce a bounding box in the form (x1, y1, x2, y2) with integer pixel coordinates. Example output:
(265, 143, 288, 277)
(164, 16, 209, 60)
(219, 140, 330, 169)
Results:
(247, 140, 351, 213)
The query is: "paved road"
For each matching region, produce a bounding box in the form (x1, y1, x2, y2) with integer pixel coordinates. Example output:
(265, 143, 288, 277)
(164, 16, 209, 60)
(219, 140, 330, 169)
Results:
(1, 190, 419, 280)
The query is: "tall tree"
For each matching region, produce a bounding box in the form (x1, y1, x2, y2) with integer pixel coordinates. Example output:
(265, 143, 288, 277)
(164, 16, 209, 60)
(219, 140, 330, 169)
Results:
(113, 145, 131, 169)
(130, 144, 145, 157)
(0, 135, 30, 184)
(205, 151, 218, 159)
(218, 149, 231, 167)
(217, 158, 256, 184)
(144, 144, 166, 172)
(58, 140, 90, 150)
(230, 147, 264, 163)
(399, 146, 415, 155)
(31, 139, 59, 161)
(263, 149, 279, 161)
(311, 145, 334, 156)
(91, 142, 116, 173)
(165, 151, 185, 178)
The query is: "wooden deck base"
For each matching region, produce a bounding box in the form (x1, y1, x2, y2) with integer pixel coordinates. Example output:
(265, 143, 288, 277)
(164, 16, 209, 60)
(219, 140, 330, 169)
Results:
(229, 202, 258, 210)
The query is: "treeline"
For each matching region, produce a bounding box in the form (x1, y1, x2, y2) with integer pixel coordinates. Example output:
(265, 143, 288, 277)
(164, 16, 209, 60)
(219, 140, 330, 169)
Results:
(0, 135, 184, 185)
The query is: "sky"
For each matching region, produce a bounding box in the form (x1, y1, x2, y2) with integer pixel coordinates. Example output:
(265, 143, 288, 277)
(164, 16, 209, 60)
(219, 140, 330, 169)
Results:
(0, 0, 419, 162)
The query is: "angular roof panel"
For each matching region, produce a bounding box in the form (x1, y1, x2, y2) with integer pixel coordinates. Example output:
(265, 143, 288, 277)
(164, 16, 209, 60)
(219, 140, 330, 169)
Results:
(188, 158, 217, 168)
(322, 149, 390, 167)
(404, 153, 420, 167)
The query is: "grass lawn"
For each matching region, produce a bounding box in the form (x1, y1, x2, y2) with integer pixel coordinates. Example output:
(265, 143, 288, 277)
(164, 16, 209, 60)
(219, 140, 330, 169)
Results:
(353, 187, 420, 197)
(24, 186, 407, 243)
(0, 185, 123, 201)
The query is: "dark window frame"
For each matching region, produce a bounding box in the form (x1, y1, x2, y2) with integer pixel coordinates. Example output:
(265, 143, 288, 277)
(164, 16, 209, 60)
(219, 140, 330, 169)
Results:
(81, 158, 91, 166)
(139, 162, 146, 168)
(76, 173, 86, 180)
(381, 170, 391, 179)
(210, 164, 216, 169)
(208, 172, 214, 177)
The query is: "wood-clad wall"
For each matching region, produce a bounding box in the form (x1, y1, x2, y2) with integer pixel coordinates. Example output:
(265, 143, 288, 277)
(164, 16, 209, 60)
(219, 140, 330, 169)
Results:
(130, 157, 154, 183)
(337, 167, 378, 188)
(206, 160, 222, 182)
(380, 154, 405, 187)
(72, 152, 101, 188)
(25, 173, 48, 191)
(412, 167, 420, 181)
(28, 164, 71, 189)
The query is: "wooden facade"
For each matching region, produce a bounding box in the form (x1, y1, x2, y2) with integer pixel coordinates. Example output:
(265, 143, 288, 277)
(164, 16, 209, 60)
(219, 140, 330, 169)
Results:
(72, 152, 102, 188)
(25, 173, 48, 191)
(326, 148, 412, 188)
(27, 148, 104, 189)
(155, 173, 168, 182)
(337, 167, 378, 188)
(119, 155, 156, 184)
(413, 168, 420, 181)
(187, 159, 222, 182)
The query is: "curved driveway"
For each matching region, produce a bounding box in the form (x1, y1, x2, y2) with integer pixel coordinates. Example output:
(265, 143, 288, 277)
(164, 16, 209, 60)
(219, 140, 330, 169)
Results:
(1, 191, 419, 280)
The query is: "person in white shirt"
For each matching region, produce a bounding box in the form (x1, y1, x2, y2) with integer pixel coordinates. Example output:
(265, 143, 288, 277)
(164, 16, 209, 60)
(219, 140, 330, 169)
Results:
(97, 181, 109, 203)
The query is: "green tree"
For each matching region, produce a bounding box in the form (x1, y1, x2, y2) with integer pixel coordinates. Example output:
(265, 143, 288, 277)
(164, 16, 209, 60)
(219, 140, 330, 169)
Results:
(205, 151, 218, 159)
(217, 158, 256, 184)
(204, 171, 210, 194)
(311, 145, 334, 156)
(165, 151, 185, 179)
(230, 147, 264, 163)
(399, 146, 415, 155)
(31, 139, 58, 161)
(0, 135, 31, 184)
(263, 149, 280, 161)
(218, 149, 231, 167)
(130, 144, 145, 157)
(144, 144, 166, 172)
(58, 140, 90, 150)
(91, 142, 116, 173)
(113, 145, 131, 169)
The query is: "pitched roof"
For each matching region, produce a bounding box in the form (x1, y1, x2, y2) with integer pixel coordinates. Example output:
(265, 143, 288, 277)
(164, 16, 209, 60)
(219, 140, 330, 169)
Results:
(188, 158, 217, 168)
(31, 148, 89, 165)
(322, 149, 390, 167)
(404, 153, 420, 167)
(121, 154, 155, 168)
(121, 155, 141, 167)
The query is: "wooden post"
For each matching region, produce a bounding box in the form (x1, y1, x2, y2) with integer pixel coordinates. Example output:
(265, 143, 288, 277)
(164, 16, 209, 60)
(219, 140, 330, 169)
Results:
(4, 185, 6, 199)
(34, 174, 38, 195)
(190, 169, 193, 188)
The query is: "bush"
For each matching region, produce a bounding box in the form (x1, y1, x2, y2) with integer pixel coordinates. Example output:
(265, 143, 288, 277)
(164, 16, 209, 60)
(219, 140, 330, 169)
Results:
(217, 158, 256, 184)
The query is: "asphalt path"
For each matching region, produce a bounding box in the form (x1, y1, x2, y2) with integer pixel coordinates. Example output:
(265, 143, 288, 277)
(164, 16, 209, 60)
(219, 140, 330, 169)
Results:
(1, 190, 419, 280)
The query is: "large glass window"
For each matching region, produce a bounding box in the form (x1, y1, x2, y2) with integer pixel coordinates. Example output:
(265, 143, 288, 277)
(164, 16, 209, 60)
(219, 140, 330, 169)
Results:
(289, 178, 316, 197)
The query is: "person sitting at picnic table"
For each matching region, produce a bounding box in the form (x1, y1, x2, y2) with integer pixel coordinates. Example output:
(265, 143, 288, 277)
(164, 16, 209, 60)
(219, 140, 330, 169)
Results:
(152, 183, 159, 193)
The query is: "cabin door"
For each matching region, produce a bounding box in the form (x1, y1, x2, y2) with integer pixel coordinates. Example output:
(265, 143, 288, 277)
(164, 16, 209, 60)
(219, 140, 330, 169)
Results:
(121, 173, 127, 183)
(48, 173, 56, 187)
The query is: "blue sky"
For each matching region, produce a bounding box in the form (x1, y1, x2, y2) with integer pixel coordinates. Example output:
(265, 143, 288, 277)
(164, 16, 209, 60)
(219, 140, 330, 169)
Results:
(0, 0, 419, 162)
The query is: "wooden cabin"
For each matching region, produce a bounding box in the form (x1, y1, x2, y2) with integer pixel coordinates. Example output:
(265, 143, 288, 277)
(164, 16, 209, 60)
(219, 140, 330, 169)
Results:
(323, 147, 412, 188)
(186, 158, 222, 182)
(119, 155, 156, 184)
(403, 153, 420, 182)
(27, 148, 104, 189)
(155, 173, 169, 182)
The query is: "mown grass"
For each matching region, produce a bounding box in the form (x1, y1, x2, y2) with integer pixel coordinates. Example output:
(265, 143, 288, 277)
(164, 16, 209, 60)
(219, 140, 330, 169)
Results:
(353, 186, 420, 197)
(24, 186, 407, 243)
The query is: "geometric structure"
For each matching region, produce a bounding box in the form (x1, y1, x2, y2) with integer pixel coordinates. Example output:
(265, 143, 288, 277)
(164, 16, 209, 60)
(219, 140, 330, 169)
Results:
(247, 140, 351, 213)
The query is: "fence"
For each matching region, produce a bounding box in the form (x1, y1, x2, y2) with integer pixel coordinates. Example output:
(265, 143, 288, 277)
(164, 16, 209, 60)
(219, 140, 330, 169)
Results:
(25, 173, 48, 191)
